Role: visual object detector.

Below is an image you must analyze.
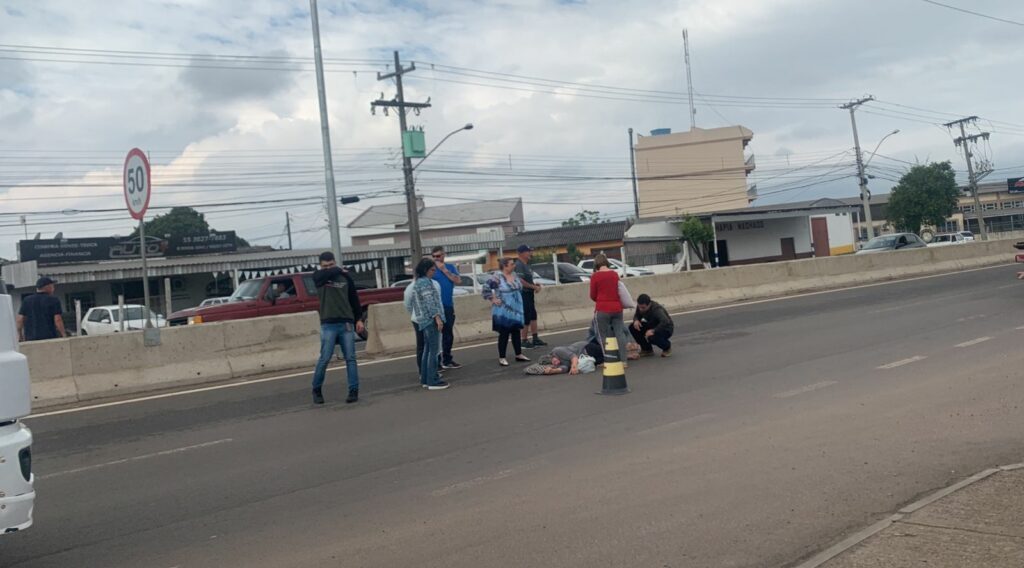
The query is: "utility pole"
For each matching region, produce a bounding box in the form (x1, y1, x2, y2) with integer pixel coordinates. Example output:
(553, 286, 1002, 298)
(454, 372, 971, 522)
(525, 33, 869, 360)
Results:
(945, 116, 990, 241)
(285, 212, 293, 250)
(309, 0, 342, 260)
(682, 29, 696, 130)
(628, 128, 640, 219)
(372, 51, 432, 261)
(841, 96, 875, 240)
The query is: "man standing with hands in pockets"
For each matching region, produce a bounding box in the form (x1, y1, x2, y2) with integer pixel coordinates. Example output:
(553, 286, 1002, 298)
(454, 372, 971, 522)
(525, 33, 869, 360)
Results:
(430, 246, 462, 370)
(514, 245, 547, 348)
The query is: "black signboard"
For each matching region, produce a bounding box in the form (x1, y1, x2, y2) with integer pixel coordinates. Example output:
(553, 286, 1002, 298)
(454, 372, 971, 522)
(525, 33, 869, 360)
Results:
(1009, 177, 1024, 195)
(19, 231, 237, 265)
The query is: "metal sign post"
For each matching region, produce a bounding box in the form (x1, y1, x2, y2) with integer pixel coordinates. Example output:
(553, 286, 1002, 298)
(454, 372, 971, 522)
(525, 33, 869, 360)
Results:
(123, 148, 160, 346)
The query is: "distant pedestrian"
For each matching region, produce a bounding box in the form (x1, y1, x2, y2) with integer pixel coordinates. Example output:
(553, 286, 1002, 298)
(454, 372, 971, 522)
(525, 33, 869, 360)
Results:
(589, 254, 632, 362)
(17, 277, 66, 342)
(514, 245, 546, 348)
(403, 276, 443, 380)
(630, 294, 674, 357)
(484, 258, 530, 366)
(408, 258, 449, 390)
(311, 252, 364, 405)
(430, 245, 462, 369)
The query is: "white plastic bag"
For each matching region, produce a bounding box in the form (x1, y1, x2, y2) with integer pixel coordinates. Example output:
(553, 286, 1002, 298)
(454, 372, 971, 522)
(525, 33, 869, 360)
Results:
(617, 280, 636, 309)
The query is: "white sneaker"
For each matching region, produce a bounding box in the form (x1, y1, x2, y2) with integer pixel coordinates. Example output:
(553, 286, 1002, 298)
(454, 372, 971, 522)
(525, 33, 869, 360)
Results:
(498, 358, 510, 366)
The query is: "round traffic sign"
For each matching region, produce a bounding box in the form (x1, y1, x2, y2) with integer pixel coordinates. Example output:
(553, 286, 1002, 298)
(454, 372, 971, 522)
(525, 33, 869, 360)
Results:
(123, 148, 151, 220)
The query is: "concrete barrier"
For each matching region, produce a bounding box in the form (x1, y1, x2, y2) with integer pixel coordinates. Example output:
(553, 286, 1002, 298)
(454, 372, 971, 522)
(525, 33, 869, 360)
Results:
(24, 238, 1017, 409)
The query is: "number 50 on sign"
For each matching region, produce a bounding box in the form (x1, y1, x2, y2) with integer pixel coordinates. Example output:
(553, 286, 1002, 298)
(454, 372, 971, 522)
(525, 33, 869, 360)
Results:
(123, 148, 151, 220)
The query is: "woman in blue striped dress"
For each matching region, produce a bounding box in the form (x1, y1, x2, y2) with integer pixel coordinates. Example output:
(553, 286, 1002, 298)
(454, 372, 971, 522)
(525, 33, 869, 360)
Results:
(483, 258, 530, 366)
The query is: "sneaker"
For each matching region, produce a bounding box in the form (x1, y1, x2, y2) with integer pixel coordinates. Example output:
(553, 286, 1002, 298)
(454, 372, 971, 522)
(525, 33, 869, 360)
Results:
(639, 350, 655, 357)
(312, 388, 324, 405)
(346, 388, 359, 403)
(661, 349, 672, 358)
(531, 337, 548, 347)
(441, 361, 463, 370)
(515, 354, 530, 362)
(521, 338, 535, 349)
(426, 381, 450, 391)
(498, 358, 510, 366)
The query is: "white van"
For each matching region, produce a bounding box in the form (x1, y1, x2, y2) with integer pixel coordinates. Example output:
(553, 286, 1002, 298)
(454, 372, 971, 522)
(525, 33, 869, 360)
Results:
(0, 293, 35, 533)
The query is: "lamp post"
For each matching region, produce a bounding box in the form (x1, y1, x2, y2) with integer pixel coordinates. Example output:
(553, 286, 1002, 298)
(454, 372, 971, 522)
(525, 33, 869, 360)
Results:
(405, 123, 474, 260)
(857, 128, 900, 241)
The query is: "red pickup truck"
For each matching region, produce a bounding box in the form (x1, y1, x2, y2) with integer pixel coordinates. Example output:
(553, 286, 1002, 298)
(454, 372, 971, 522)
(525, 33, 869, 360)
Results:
(167, 272, 404, 336)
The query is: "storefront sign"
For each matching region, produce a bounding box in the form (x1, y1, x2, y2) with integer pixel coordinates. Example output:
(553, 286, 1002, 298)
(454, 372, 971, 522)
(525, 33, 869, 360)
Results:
(19, 232, 238, 265)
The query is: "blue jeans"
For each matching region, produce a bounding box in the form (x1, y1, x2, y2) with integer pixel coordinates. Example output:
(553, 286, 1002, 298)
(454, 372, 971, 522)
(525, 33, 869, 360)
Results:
(419, 322, 442, 386)
(312, 322, 358, 391)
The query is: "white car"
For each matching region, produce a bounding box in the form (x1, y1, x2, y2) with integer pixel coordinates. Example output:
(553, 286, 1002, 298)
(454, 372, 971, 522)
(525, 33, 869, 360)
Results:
(927, 233, 967, 247)
(81, 305, 166, 335)
(958, 231, 976, 242)
(578, 257, 654, 277)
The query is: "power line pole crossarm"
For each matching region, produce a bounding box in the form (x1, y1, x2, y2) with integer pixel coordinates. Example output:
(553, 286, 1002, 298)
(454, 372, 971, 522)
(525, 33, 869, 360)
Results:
(372, 52, 431, 261)
(944, 116, 990, 241)
(841, 96, 875, 241)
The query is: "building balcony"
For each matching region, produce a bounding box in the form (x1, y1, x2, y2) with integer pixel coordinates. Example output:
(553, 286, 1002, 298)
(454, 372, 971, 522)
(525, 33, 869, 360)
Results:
(744, 153, 756, 174)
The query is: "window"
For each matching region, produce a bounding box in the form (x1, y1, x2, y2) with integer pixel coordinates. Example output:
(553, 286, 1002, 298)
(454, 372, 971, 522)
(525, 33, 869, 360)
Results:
(87, 309, 109, 323)
(983, 202, 998, 211)
(267, 278, 297, 300)
(303, 275, 317, 296)
(961, 205, 975, 213)
(65, 291, 96, 313)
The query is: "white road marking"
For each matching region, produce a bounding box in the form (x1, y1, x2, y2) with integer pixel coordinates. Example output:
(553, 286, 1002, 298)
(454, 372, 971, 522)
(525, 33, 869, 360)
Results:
(877, 356, 926, 370)
(773, 381, 839, 399)
(430, 462, 542, 497)
(637, 413, 717, 435)
(955, 336, 992, 348)
(1015, 325, 1024, 331)
(28, 263, 1013, 419)
(37, 438, 233, 480)
(955, 314, 988, 323)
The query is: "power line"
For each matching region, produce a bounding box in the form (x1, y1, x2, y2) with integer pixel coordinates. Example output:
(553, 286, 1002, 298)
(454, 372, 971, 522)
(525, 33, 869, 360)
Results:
(919, 0, 1024, 27)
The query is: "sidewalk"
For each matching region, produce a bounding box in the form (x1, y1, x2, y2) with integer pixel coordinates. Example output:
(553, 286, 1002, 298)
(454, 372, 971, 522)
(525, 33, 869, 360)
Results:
(802, 464, 1024, 567)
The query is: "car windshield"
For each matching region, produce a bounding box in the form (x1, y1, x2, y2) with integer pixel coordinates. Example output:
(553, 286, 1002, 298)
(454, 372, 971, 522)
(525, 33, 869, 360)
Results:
(112, 307, 154, 322)
(230, 280, 262, 301)
(557, 263, 588, 275)
(862, 236, 899, 250)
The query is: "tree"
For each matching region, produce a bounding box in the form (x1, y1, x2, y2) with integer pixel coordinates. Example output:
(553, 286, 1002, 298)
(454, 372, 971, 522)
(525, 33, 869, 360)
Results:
(562, 210, 607, 227)
(531, 249, 554, 263)
(886, 162, 961, 234)
(677, 216, 714, 263)
(564, 243, 583, 263)
(133, 206, 251, 247)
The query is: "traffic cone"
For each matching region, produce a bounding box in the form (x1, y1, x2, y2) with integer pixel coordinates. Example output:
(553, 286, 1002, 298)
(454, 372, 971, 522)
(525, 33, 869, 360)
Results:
(598, 335, 629, 395)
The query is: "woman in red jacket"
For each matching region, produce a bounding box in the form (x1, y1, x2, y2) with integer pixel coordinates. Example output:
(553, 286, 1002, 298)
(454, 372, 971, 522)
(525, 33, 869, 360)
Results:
(589, 254, 632, 363)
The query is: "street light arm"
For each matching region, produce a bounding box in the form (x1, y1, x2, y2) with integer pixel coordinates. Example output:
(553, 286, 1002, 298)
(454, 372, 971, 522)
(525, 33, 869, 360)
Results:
(864, 129, 900, 169)
(412, 124, 473, 171)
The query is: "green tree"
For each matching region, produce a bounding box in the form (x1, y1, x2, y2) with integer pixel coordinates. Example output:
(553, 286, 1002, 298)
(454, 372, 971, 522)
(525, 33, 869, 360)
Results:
(562, 210, 607, 227)
(677, 216, 714, 263)
(565, 243, 583, 263)
(134, 206, 250, 247)
(886, 162, 961, 233)
(531, 249, 554, 263)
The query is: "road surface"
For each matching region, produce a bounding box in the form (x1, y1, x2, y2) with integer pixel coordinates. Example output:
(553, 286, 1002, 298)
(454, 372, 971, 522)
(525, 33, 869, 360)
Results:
(4, 264, 1024, 568)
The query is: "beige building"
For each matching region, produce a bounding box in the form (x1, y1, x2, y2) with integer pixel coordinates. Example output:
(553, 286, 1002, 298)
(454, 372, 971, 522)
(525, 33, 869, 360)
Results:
(347, 197, 524, 248)
(634, 126, 755, 218)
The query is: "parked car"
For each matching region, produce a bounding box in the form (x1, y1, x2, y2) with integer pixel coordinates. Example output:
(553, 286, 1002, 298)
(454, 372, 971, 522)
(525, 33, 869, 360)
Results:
(577, 257, 654, 277)
(167, 273, 406, 340)
(531, 262, 592, 283)
(958, 231, 976, 241)
(474, 272, 557, 287)
(81, 305, 166, 335)
(855, 233, 928, 254)
(927, 233, 967, 247)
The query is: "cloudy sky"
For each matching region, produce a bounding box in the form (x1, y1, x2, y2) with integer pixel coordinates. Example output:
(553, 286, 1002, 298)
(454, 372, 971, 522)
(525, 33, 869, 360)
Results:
(1, 0, 1023, 257)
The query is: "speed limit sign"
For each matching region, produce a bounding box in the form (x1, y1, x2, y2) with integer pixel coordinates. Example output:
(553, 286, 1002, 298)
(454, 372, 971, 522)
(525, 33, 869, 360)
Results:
(123, 148, 151, 220)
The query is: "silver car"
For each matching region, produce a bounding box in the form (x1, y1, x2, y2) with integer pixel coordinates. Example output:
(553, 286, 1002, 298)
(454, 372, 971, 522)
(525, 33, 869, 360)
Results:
(855, 233, 927, 254)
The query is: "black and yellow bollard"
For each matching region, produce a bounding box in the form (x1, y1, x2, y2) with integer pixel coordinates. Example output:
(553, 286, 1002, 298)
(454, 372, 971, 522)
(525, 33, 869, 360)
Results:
(598, 335, 629, 395)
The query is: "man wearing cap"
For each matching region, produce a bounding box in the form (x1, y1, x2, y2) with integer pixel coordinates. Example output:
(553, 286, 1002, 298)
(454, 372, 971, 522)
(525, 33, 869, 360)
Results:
(17, 277, 66, 342)
(514, 244, 546, 348)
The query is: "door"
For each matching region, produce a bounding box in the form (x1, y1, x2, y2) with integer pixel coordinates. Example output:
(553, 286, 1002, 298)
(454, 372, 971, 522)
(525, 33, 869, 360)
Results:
(780, 237, 797, 260)
(714, 240, 730, 267)
(810, 218, 830, 257)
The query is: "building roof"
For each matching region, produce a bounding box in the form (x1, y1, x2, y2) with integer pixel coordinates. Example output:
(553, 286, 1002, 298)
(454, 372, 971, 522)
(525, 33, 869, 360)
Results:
(347, 198, 521, 229)
(504, 221, 631, 251)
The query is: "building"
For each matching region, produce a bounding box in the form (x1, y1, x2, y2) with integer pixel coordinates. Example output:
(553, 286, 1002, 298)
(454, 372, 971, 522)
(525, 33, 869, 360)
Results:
(634, 126, 755, 218)
(493, 221, 631, 267)
(347, 197, 524, 248)
(624, 198, 856, 268)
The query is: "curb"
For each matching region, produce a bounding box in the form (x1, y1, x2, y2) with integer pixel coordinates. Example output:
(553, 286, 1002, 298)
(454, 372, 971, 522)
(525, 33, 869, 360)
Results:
(791, 461, 1024, 568)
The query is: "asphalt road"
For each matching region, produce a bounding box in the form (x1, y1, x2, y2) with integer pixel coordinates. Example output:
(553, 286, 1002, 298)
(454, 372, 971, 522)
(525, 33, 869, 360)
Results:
(5, 264, 1024, 568)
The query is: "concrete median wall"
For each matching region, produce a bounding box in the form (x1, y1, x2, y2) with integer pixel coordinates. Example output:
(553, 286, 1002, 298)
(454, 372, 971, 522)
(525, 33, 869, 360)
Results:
(24, 238, 1016, 409)
(24, 311, 319, 409)
(363, 238, 1015, 356)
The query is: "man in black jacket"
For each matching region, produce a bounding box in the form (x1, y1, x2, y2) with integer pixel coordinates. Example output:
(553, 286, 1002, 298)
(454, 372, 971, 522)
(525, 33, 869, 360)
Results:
(630, 294, 674, 358)
(311, 251, 364, 405)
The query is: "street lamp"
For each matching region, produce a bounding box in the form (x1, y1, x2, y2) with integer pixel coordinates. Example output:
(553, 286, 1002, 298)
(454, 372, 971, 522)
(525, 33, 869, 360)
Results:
(405, 123, 474, 261)
(857, 128, 900, 241)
